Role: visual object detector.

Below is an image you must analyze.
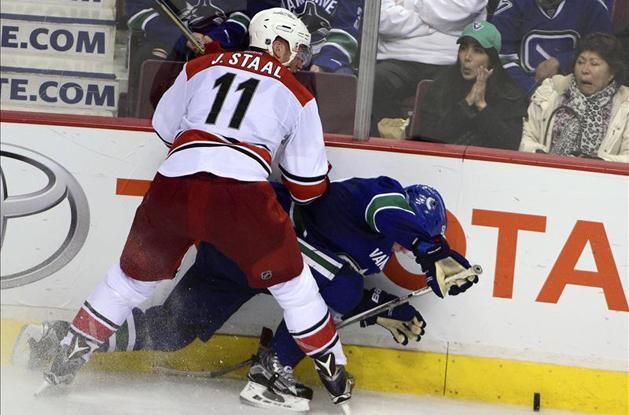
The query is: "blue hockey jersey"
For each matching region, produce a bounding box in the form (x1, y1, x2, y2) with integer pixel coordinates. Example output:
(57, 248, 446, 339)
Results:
(127, 0, 250, 53)
(490, 0, 612, 95)
(274, 176, 435, 279)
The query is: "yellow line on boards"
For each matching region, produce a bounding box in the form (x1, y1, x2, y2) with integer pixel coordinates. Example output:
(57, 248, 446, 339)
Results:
(2, 320, 626, 415)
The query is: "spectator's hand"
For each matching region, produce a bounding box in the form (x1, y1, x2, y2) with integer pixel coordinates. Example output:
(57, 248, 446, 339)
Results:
(535, 57, 560, 82)
(187, 33, 213, 55)
(465, 65, 493, 111)
(310, 64, 322, 72)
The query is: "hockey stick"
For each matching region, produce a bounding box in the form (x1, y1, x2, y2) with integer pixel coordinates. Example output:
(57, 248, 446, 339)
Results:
(337, 264, 483, 329)
(153, 0, 205, 55)
(154, 356, 255, 378)
(153, 326, 273, 379)
(152, 265, 483, 379)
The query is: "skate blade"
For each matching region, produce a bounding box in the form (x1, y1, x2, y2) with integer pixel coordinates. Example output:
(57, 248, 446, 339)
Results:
(239, 380, 310, 413)
(339, 402, 352, 415)
(34, 380, 51, 397)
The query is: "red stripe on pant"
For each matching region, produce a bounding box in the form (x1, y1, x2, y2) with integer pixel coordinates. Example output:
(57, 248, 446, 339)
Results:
(293, 314, 338, 355)
(72, 307, 114, 343)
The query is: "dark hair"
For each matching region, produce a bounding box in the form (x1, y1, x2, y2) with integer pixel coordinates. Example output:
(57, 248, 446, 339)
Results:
(573, 32, 627, 85)
(453, 38, 521, 101)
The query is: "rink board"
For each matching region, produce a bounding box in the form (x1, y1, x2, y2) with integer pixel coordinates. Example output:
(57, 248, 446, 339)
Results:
(0, 112, 627, 415)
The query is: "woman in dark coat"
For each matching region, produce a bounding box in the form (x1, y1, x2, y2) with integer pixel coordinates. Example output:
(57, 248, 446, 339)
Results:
(415, 21, 527, 150)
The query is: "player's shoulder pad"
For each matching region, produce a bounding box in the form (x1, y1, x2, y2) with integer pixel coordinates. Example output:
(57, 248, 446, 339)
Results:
(280, 69, 315, 107)
(371, 176, 406, 194)
(337, 176, 406, 204)
(185, 53, 214, 79)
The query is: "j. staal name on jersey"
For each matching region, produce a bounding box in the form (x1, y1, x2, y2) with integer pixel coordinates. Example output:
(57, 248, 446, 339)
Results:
(211, 53, 283, 78)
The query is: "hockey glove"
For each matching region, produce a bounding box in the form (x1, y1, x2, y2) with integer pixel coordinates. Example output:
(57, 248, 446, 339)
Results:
(420, 249, 479, 298)
(413, 235, 451, 272)
(357, 288, 426, 345)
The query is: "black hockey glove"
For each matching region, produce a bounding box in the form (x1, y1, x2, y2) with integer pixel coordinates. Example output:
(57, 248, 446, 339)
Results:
(357, 288, 426, 345)
(413, 237, 479, 298)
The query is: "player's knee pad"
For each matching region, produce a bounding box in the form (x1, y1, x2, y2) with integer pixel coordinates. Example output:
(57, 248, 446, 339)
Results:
(105, 263, 160, 304)
(268, 265, 322, 313)
(85, 263, 160, 326)
(269, 267, 345, 363)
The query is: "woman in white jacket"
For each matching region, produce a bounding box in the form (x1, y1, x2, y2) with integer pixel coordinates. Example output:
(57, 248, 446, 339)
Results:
(519, 32, 629, 163)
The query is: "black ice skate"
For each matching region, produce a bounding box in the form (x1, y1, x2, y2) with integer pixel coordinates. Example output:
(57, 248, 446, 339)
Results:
(12, 321, 70, 369)
(240, 343, 313, 413)
(313, 353, 354, 405)
(43, 331, 98, 386)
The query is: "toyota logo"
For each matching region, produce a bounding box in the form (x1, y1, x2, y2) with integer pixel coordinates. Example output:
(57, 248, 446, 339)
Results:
(0, 144, 90, 289)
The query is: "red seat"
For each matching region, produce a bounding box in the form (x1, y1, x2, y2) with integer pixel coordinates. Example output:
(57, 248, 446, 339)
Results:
(409, 79, 434, 137)
(294, 71, 357, 135)
(134, 59, 184, 119)
(612, 0, 628, 32)
(134, 64, 358, 134)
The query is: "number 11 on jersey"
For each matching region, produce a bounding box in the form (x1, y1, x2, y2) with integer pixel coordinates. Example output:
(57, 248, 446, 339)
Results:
(206, 72, 260, 129)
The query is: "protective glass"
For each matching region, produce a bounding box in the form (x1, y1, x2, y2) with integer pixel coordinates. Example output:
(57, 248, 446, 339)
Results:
(294, 44, 312, 69)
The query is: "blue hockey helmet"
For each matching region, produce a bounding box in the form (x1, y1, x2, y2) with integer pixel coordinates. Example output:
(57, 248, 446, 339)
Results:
(404, 185, 447, 237)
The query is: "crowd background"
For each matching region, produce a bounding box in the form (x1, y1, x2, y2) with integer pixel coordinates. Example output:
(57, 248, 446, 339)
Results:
(0, 0, 627, 162)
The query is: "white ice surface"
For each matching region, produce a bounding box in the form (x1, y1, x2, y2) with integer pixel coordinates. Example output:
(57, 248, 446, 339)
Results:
(1, 365, 585, 415)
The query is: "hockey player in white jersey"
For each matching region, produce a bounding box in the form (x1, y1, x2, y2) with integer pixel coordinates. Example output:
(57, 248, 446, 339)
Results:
(41, 8, 353, 408)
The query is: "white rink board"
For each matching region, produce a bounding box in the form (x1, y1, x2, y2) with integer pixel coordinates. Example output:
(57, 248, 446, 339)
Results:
(0, 122, 627, 373)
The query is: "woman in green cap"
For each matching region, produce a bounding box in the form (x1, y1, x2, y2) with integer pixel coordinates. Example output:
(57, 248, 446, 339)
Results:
(413, 21, 527, 150)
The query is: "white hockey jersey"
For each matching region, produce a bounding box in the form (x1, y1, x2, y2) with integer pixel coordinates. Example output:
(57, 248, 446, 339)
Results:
(152, 51, 329, 203)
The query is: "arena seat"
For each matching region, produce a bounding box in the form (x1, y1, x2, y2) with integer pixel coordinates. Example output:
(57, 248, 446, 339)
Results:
(134, 64, 358, 134)
(612, 0, 628, 32)
(134, 59, 183, 119)
(409, 79, 434, 138)
(294, 71, 357, 135)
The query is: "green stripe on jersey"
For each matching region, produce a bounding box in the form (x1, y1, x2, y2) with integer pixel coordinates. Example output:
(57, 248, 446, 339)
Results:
(365, 193, 412, 233)
(291, 204, 306, 237)
(298, 238, 343, 280)
(228, 12, 250, 30)
(324, 29, 358, 62)
(128, 9, 158, 31)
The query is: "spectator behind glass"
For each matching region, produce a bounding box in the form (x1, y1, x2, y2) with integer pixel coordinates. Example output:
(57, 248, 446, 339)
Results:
(519, 32, 629, 162)
(414, 22, 528, 150)
(490, 0, 613, 97)
(251, 0, 363, 74)
(371, 0, 488, 136)
(127, 0, 249, 61)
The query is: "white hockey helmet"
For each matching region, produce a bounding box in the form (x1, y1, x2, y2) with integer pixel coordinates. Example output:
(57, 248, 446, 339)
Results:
(248, 8, 312, 66)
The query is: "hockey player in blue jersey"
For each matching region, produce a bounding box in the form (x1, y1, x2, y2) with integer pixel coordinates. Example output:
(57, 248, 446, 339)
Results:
(490, 0, 613, 96)
(19, 177, 479, 411)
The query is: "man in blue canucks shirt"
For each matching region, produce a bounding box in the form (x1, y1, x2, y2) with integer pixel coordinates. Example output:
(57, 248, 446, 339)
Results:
(20, 176, 479, 411)
(250, 0, 363, 74)
(490, 0, 613, 96)
(127, 0, 250, 59)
